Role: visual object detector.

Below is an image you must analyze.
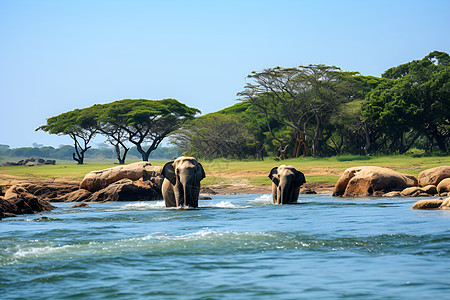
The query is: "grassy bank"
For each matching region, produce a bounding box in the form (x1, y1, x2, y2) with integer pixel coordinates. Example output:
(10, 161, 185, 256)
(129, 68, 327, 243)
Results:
(0, 160, 164, 181)
(0, 155, 448, 187)
(200, 155, 449, 186)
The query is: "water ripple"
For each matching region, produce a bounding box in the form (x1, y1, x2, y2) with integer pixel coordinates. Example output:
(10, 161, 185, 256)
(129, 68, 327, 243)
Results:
(2, 230, 448, 267)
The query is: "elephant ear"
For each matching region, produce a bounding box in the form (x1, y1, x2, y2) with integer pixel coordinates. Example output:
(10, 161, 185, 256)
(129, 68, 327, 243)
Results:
(295, 170, 306, 186)
(162, 160, 176, 185)
(268, 167, 279, 186)
(196, 162, 206, 182)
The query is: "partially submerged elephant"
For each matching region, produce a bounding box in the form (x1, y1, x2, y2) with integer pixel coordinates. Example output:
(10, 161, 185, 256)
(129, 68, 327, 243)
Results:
(269, 165, 306, 204)
(161, 156, 206, 208)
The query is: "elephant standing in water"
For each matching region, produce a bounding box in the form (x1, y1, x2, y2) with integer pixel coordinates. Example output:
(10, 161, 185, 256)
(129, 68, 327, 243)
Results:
(269, 165, 306, 204)
(161, 157, 206, 208)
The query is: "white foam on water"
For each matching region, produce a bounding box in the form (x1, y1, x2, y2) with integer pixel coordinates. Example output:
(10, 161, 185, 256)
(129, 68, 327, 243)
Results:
(139, 229, 219, 242)
(249, 194, 273, 205)
(14, 244, 74, 259)
(118, 200, 255, 210)
(212, 201, 243, 209)
(140, 229, 224, 242)
(6, 230, 287, 265)
(172, 229, 275, 242)
(184, 228, 219, 239)
(119, 201, 165, 210)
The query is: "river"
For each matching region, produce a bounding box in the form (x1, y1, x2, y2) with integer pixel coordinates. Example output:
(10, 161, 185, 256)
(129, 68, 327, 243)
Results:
(1, 194, 449, 299)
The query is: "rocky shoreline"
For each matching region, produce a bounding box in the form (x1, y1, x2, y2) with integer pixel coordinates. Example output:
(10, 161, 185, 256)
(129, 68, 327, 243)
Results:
(1, 164, 449, 219)
(0, 175, 78, 219)
(0, 173, 333, 219)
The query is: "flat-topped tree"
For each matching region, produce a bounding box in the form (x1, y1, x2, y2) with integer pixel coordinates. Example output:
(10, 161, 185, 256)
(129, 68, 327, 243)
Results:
(85, 103, 130, 164)
(98, 120, 130, 164)
(100, 99, 200, 161)
(37, 108, 97, 164)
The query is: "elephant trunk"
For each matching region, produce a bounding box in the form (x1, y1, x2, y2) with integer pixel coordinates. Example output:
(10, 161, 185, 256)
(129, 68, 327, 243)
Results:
(280, 176, 293, 204)
(180, 173, 197, 208)
(281, 185, 289, 205)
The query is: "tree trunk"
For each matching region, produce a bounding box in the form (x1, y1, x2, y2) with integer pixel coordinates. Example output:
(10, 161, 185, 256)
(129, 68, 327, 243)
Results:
(72, 152, 84, 164)
(311, 114, 321, 157)
(278, 144, 288, 160)
(115, 144, 129, 164)
(72, 140, 86, 164)
(427, 125, 448, 153)
(293, 131, 300, 158)
(142, 152, 150, 162)
(362, 122, 371, 156)
(136, 143, 150, 161)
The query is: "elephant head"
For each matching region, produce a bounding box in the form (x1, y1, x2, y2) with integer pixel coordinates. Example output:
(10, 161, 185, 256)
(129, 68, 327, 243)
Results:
(161, 156, 206, 208)
(269, 165, 306, 204)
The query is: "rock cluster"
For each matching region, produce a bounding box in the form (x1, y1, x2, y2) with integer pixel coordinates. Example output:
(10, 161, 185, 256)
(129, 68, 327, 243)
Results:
(0, 180, 79, 202)
(65, 162, 164, 202)
(410, 166, 450, 210)
(333, 166, 450, 197)
(332, 166, 417, 197)
(1, 156, 56, 167)
(412, 197, 450, 210)
(0, 179, 79, 218)
(0, 188, 56, 219)
(418, 166, 450, 186)
(0, 162, 164, 218)
(416, 166, 450, 196)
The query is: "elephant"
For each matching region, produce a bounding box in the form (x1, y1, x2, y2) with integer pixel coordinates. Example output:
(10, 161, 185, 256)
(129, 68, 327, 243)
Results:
(161, 156, 206, 208)
(268, 165, 306, 204)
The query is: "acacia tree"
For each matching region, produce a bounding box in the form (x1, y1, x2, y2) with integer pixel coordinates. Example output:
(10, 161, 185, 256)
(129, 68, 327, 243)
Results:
(238, 65, 360, 157)
(99, 99, 200, 161)
(83, 103, 130, 164)
(38, 99, 199, 163)
(101, 123, 130, 164)
(37, 108, 97, 164)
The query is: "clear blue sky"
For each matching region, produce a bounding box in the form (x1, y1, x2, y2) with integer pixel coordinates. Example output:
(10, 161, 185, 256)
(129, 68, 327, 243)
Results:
(1, 0, 449, 148)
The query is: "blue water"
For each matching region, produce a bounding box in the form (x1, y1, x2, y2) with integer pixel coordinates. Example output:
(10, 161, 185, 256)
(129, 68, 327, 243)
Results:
(1, 194, 449, 299)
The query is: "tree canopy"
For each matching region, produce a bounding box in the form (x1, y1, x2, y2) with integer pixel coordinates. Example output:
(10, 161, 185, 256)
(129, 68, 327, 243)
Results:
(174, 52, 448, 159)
(36, 108, 98, 164)
(38, 99, 199, 163)
(36, 52, 449, 162)
(363, 51, 450, 153)
(170, 114, 254, 160)
(238, 64, 364, 157)
(96, 99, 199, 161)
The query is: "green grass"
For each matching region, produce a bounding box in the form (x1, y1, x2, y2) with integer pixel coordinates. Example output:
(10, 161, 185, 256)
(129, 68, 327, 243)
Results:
(0, 155, 448, 185)
(303, 174, 341, 184)
(0, 160, 167, 181)
(335, 155, 373, 162)
(249, 176, 272, 186)
(200, 155, 449, 176)
(201, 176, 237, 186)
(0, 163, 119, 181)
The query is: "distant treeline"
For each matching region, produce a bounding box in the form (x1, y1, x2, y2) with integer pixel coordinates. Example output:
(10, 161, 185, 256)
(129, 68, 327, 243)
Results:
(0, 144, 182, 161)
(171, 51, 449, 159)
(35, 51, 449, 162)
